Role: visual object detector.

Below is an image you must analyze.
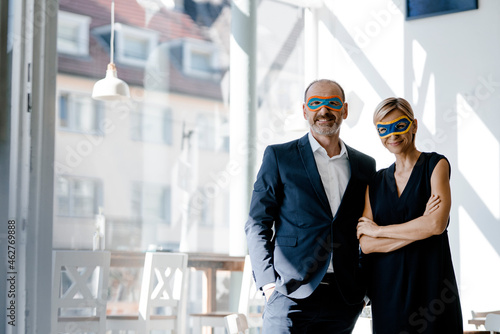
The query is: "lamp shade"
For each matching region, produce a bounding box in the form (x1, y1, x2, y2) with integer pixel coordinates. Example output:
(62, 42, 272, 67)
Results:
(92, 63, 130, 100)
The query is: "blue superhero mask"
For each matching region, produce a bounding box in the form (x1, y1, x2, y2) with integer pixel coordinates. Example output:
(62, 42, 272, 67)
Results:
(376, 115, 413, 138)
(306, 95, 344, 111)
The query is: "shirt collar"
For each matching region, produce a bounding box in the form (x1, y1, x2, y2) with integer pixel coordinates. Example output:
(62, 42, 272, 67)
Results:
(308, 131, 348, 159)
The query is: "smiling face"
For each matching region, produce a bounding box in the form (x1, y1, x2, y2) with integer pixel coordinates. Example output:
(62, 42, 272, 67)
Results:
(377, 110, 417, 154)
(303, 81, 348, 137)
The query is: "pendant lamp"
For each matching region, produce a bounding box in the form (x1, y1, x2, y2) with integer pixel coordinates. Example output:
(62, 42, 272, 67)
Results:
(92, 0, 130, 100)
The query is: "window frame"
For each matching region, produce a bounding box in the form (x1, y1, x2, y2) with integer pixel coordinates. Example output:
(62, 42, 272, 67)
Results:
(130, 104, 173, 144)
(58, 91, 105, 135)
(92, 23, 159, 67)
(131, 182, 172, 225)
(182, 38, 221, 80)
(56, 175, 103, 218)
(57, 10, 91, 56)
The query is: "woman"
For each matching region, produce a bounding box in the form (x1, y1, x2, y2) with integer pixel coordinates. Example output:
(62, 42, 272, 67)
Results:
(356, 97, 463, 333)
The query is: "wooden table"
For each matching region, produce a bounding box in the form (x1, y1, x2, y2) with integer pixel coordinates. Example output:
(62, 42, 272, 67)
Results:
(110, 251, 245, 313)
(185, 252, 245, 313)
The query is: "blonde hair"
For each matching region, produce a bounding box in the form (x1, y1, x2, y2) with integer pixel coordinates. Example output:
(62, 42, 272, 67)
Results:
(373, 97, 415, 124)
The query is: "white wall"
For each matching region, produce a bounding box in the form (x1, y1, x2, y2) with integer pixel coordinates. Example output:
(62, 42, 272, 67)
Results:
(314, 0, 500, 329)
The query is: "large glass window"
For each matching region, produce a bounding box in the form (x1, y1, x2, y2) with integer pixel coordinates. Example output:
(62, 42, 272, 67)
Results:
(55, 0, 305, 253)
(54, 0, 305, 326)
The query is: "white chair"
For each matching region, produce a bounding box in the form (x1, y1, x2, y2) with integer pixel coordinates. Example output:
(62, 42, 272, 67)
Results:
(106, 252, 189, 334)
(237, 256, 265, 329)
(190, 255, 264, 334)
(51, 250, 111, 334)
(469, 310, 500, 330)
(485, 313, 500, 334)
(224, 313, 249, 334)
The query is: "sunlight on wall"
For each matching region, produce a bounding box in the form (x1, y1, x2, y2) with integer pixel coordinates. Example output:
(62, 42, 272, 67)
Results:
(412, 40, 426, 86)
(411, 40, 436, 135)
(458, 206, 500, 327)
(456, 94, 500, 219)
(422, 74, 436, 135)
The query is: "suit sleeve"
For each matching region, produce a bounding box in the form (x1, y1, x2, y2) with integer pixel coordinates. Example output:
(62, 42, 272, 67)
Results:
(244, 146, 281, 290)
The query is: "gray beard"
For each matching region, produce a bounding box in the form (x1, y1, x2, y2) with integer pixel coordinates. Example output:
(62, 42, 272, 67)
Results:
(311, 123, 340, 136)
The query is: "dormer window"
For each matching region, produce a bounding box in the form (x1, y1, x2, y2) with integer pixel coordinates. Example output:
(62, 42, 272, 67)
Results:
(93, 23, 158, 67)
(57, 11, 90, 56)
(182, 38, 221, 80)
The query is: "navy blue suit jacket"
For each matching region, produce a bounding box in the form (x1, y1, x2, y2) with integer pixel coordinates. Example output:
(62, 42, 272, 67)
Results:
(245, 134, 375, 303)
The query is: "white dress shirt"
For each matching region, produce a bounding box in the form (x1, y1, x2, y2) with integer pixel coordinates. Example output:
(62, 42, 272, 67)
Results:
(308, 131, 351, 272)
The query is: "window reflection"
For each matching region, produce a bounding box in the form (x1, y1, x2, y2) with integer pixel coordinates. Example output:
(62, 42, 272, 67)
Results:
(56, 176, 102, 218)
(130, 105, 173, 144)
(57, 11, 90, 56)
(131, 183, 171, 224)
(56, 0, 232, 253)
(55, 0, 305, 256)
(58, 93, 104, 134)
(55, 0, 305, 327)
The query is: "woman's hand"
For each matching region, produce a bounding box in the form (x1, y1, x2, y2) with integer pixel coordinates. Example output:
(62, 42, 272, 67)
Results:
(424, 194, 441, 216)
(357, 217, 381, 239)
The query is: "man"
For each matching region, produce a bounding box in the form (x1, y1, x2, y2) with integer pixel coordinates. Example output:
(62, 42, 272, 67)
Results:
(245, 79, 376, 333)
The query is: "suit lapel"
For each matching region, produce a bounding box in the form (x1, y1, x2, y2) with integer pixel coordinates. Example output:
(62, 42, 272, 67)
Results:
(297, 134, 332, 216)
(346, 145, 359, 181)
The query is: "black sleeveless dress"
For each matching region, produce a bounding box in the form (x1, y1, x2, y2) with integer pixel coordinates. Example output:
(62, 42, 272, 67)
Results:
(364, 152, 463, 334)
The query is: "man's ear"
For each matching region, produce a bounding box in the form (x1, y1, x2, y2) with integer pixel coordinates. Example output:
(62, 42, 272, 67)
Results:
(303, 103, 307, 120)
(342, 102, 349, 120)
